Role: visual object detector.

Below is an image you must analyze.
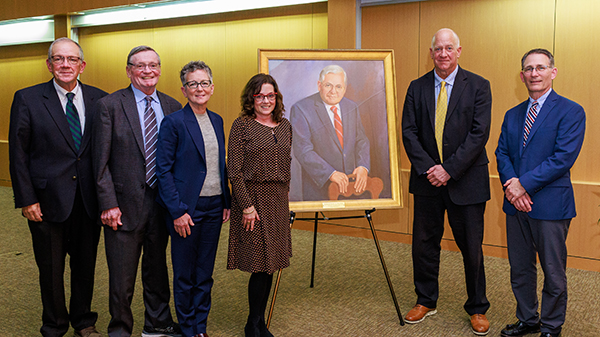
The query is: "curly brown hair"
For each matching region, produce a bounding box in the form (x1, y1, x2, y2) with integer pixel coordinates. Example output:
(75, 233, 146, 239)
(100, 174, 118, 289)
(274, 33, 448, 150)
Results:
(240, 73, 284, 123)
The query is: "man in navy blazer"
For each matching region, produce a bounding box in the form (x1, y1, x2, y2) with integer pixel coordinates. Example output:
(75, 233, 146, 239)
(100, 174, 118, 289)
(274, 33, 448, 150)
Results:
(496, 49, 585, 337)
(93, 46, 182, 337)
(156, 61, 230, 337)
(9, 38, 107, 337)
(402, 28, 491, 335)
(290, 64, 370, 201)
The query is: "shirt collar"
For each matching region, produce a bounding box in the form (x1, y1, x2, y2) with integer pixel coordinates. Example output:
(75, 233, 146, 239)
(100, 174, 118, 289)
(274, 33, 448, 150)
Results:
(131, 84, 159, 103)
(53, 79, 81, 98)
(434, 66, 459, 87)
(529, 88, 552, 107)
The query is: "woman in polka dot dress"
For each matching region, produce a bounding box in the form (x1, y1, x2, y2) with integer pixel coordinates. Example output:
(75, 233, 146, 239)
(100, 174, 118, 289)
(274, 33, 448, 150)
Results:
(227, 74, 292, 337)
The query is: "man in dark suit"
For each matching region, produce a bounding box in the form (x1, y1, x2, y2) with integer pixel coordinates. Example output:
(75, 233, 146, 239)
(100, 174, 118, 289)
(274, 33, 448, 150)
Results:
(92, 46, 182, 337)
(401, 28, 492, 335)
(156, 61, 231, 337)
(496, 49, 585, 337)
(290, 64, 370, 201)
(9, 37, 107, 337)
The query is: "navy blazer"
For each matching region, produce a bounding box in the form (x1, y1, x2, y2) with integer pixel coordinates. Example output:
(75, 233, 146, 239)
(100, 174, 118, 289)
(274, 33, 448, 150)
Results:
(290, 92, 370, 200)
(156, 104, 231, 220)
(495, 90, 585, 220)
(402, 67, 492, 205)
(9, 80, 107, 222)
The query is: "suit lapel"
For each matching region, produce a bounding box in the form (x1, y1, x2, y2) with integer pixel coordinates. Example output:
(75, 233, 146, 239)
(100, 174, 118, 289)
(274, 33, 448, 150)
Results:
(157, 91, 175, 116)
(121, 87, 145, 156)
(446, 67, 467, 121)
(184, 105, 206, 161)
(80, 82, 97, 153)
(313, 95, 343, 151)
(423, 71, 436, 131)
(516, 101, 528, 157)
(42, 80, 78, 152)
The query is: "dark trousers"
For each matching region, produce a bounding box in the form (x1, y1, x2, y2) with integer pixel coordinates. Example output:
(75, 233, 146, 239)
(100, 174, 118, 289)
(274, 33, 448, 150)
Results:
(507, 212, 570, 335)
(28, 189, 101, 337)
(412, 188, 489, 315)
(169, 195, 223, 337)
(104, 187, 173, 337)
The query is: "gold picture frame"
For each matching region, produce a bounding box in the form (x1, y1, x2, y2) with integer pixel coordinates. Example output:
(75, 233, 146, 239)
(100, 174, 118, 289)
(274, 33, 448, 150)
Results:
(259, 49, 402, 212)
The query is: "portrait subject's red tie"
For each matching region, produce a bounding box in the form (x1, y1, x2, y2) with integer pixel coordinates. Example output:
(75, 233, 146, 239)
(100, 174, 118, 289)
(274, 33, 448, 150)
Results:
(331, 105, 343, 149)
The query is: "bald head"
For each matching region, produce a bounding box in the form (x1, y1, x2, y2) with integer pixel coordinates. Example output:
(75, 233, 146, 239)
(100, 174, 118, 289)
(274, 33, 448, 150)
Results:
(431, 28, 460, 49)
(430, 28, 462, 78)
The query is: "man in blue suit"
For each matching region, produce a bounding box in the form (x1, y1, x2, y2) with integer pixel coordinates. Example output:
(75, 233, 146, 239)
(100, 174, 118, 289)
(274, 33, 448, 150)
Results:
(156, 61, 230, 337)
(9, 38, 107, 337)
(496, 49, 586, 337)
(290, 64, 370, 201)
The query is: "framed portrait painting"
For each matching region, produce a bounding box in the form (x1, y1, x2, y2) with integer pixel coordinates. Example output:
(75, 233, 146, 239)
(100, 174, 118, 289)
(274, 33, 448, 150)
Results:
(259, 49, 402, 212)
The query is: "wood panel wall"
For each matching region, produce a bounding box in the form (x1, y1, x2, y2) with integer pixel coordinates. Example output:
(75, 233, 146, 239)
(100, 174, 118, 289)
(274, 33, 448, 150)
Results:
(344, 0, 600, 271)
(1, 0, 599, 271)
(0, 4, 328, 186)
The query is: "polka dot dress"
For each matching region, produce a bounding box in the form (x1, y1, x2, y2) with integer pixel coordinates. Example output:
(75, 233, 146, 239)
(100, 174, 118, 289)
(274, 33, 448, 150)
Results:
(227, 116, 292, 274)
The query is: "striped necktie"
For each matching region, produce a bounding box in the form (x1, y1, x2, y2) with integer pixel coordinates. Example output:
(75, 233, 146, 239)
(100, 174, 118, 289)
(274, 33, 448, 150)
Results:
(435, 81, 447, 161)
(144, 96, 158, 188)
(523, 101, 539, 147)
(65, 92, 82, 151)
(331, 105, 343, 149)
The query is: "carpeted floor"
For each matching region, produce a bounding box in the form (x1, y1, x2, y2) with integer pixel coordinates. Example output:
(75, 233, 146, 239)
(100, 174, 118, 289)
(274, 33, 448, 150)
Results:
(0, 186, 599, 336)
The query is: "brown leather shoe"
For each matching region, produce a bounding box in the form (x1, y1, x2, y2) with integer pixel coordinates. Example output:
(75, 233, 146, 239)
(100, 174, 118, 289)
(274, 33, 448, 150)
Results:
(471, 314, 490, 335)
(404, 304, 437, 324)
(194, 334, 209, 337)
(74, 326, 102, 337)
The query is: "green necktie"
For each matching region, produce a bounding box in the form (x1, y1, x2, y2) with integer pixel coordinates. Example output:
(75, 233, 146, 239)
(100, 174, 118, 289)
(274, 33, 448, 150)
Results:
(65, 92, 82, 151)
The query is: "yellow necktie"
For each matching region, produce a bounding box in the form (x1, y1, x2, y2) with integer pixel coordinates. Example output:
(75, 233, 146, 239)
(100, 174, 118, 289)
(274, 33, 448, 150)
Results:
(435, 81, 447, 162)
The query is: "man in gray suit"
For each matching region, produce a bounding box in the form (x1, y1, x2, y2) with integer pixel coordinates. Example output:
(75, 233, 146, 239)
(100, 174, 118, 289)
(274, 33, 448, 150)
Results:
(290, 65, 370, 201)
(92, 46, 182, 337)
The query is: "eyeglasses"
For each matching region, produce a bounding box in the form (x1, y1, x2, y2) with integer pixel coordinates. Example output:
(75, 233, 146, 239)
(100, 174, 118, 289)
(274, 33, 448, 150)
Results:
(254, 93, 277, 101)
(522, 65, 552, 74)
(50, 55, 81, 65)
(322, 83, 344, 91)
(128, 63, 160, 71)
(185, 80, 212, 89)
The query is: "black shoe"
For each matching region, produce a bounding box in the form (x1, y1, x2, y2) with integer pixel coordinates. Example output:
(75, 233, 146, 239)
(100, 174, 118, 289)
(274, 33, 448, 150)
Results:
(501, 320, 541, 336)
(540, 333, 560, 337)
(142, 322, 182, 337)
(244, 322, 260, 337)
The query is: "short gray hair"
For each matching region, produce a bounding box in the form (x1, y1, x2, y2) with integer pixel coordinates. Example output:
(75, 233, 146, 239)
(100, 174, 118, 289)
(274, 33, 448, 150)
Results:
(318, 65, 347, 86)
(126, 45, 161, 66)
(180, 61, 213, 85)
(521, 48, 555, 69)
(48, 37, 84, 61)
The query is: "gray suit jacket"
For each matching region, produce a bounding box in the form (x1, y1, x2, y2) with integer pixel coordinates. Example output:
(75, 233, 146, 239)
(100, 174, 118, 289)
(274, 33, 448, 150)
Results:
(92, 85, 182, 230)
(290, 93, 370, 201)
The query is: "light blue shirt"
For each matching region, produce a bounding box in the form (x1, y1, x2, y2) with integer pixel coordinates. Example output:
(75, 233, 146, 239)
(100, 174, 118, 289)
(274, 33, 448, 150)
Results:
(131, 85, 165, 145)
(527, 88, 552, 113)
(434, 66, 459, 109)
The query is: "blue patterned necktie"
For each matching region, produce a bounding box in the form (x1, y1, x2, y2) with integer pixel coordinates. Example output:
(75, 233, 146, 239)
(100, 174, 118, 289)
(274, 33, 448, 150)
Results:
(65, 92, 82, 151)
(523, 101, 538, 147)
(144, 96, 158, 188)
